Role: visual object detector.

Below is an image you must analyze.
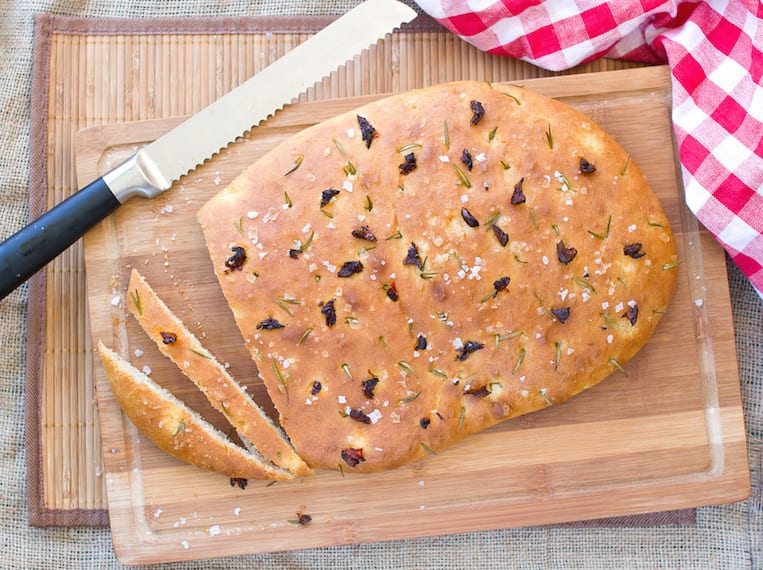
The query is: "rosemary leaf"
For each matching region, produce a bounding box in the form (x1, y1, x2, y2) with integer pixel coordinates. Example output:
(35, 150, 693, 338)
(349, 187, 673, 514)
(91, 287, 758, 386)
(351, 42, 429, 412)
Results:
(443, 120, 450, 149)
(189, 348, 211, 359)
(587, 215, 612, 240)
(399, 390, 422, 404)
(130, 289, 142, 316)
(420, 442, 437, 456)
(554, 342, 561, 371)
(284, 191, 293, 208)
(620, 153, 631, 176)
(300, 230, 314, 251)
(545, 123, 554, 149)
(609, 357, 628, 376)
(503, 92, 521, 105)
(529, 207, 539, 229)
(332, 138, 346, 154)
(173, 419, 185, 436)
(398, 361, 418, 377)
(457, 406, 466, 431)
(662, 261, 681, 271)
(284, 154, 303, 176)
(341, 363, 353, 380)
(488, 125, 498, 142)
(271, 357, 288, 390)
(234, 216, 244, 236)
(297, 327, 313, 345)
(573, 276, 596, 294)
(429, 367, 448, 378)
(512, 348, 527, 374)
(453, 163, 472, 188)
(397, 142, 422, 154)
(364, 195, 373, 212)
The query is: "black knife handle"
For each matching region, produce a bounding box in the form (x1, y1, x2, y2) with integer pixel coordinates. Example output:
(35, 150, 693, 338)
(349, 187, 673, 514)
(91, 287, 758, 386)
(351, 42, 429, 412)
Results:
(0, 177, 120, 300)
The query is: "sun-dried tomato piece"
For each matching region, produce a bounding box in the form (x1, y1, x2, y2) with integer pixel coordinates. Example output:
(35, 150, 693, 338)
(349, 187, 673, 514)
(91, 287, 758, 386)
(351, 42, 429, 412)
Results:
(623, 304, 639, 326)
(256, 317, 285, 330)
(399, 152, 417, 175)
(361, 376, 379, 399)
(470, 100, 485, 125)
(579, 158, 597, 174)
(491, 224, 509, 247)
(456, 340, 485, 362)
(493, 276, 511, 293)
(403, 242, 423, 269)
(465, 385, 490, 397)
(461, 148, 473, 171)
(556, 240, 578, 264)
(224, 246, 247, 272)
(159, 331, 177, 344)
(357, 115, 377, 148)
(337, 261, 364, 278)
(461, 207, 479, 227)
(511, 177, 526, 205)
(349, 409, 371, 424)
(320, 188, 340, 207)
(623, 243, 646, 258)
(351, 225, 377, 241)
(229, 477, 248, 490)
(341, 447, 366, 467)
(385, 281, 399, 302)
(552, 307, 571, 323)
(320, 298, 336, 327)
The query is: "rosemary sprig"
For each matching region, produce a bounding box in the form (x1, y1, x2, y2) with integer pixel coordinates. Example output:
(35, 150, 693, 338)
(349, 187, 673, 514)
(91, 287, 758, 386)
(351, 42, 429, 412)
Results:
(275, 295, 301, 316)
(573, 276, 596, 294)
(609, 357, 628, 376)
(297, 327, 313, 345)
(453, 164, 472, 188)
(457, 406, 466, 431)
(333, 138, 346, 154)
(398, 361, 418, 377)
(620, 153, 631, 175)
(399, 390, 422, 404)
(529, 207, 539, 229)
(188, 348, 211, 359)
(173, 419, 185, 436)
(130, 289, 142, 316)
(284, 154, 303, 176)
(503, 92, 521, 105)
(396, 142, 422, 154)
(494, 330, 524, 348)
(587, 215, 612, 240)
(343, 161, 357, 176)
(600, 312, 620, 329)
(271, 357, 288, 390)
(512, 348, 527, 374)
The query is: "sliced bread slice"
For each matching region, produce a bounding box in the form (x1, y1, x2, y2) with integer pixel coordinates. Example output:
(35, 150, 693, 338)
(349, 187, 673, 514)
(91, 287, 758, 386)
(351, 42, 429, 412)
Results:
(97, 342, 293, 480)
(126, 269, 312, 478)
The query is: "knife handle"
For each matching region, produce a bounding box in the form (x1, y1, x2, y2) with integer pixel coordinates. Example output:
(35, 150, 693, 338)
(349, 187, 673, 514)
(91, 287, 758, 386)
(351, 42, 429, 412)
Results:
(0, 177, 120, 300)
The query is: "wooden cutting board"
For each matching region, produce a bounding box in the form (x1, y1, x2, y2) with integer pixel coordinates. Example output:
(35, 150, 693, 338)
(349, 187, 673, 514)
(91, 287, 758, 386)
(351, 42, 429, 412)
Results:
(76, 66, 749, 566)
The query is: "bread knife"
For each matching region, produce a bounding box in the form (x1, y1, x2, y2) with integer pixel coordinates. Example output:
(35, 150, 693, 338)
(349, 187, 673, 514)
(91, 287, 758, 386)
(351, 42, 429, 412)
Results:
(0, 0, 417, 300)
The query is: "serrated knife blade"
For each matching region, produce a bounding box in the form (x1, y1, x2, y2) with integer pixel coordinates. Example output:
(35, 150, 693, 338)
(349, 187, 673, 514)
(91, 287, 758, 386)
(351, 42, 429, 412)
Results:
(0, 0, 417, 300)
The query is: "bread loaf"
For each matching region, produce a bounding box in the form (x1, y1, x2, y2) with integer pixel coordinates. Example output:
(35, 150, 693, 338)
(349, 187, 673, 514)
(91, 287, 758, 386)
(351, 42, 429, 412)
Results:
(196, 80, 678, 473)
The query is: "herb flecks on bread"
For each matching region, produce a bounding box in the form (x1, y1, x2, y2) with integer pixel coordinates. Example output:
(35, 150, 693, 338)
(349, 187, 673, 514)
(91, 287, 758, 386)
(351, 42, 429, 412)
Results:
(198, 81, 678, 474)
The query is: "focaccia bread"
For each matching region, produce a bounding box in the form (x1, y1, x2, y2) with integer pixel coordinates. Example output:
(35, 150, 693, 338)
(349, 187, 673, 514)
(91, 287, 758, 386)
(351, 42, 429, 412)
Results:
(125, 269, 312, 478)
(198, 81, 678, 474)
(97, 342, 294, 480)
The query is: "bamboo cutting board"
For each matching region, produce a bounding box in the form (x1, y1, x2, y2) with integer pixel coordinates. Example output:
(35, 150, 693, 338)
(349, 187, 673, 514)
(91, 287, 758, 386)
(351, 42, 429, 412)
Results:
(75, 66, 749, 565)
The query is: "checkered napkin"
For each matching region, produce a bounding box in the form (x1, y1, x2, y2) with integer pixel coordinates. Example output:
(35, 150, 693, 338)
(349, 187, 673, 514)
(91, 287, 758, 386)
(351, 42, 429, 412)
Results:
(415, 0, 763, 299)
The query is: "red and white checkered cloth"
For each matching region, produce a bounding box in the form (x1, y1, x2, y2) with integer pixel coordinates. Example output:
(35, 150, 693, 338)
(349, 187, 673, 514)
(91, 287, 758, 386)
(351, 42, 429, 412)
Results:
(415, 0, 763, 299)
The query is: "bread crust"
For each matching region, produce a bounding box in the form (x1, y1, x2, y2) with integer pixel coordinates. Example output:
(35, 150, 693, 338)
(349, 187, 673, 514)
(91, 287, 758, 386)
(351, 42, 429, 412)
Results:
(126, 269, 312, 477)
(97, 342, 293, 480)
(198, 81, 678, 473)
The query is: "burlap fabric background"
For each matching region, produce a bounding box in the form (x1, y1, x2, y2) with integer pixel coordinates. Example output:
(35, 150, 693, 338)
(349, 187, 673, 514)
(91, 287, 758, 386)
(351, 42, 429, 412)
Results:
(0, 1, 760, 568)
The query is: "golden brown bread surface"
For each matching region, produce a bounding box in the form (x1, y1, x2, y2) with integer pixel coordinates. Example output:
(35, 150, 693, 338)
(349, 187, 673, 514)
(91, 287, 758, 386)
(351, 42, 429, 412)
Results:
(126, 269, 312, 477)
(97, 342, 293, 480)
(198, 81, 678, 473)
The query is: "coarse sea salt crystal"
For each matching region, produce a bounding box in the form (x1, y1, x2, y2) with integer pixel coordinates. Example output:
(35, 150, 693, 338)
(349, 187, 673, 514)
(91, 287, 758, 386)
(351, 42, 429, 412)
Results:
(142, 365, 152, 375)
(111, 295, 120, 306)
(368, 409, 383, 424)
(607, 334, 614, 344)
(247, 211, 258, 219)
(209, 525, 221, 537)
(439, 155, 450, 162)
(181, 540, 189, 550)
(694, 298, 704, 307)
(134, 348, 144, 358)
